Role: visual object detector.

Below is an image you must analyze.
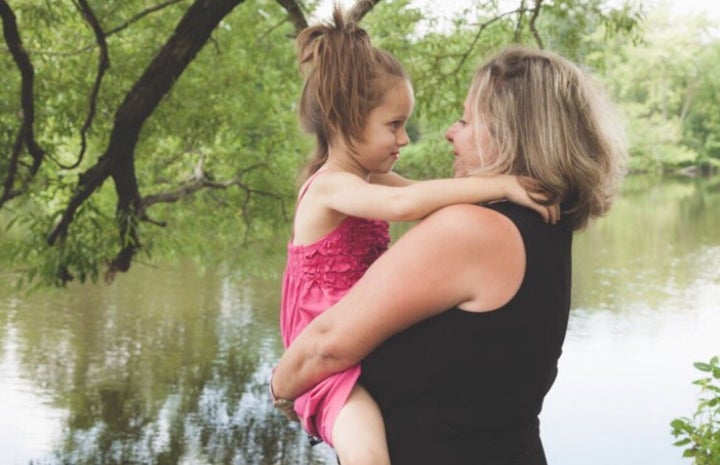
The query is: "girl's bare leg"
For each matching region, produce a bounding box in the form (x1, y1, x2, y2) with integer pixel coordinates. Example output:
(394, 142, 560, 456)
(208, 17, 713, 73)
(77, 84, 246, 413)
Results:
(332, 384, 391, 465)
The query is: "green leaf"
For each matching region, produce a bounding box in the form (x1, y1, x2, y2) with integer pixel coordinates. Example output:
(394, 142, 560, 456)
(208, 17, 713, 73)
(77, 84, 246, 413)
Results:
(694, 362, 712, 372)
(671, 419, 688, 429)
(4, 215, 19, 232)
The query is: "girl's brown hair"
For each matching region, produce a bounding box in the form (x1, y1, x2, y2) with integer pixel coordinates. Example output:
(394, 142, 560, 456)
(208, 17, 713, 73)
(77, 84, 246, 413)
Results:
(467, 45, 628, 230)
(296, 2, 408, 181)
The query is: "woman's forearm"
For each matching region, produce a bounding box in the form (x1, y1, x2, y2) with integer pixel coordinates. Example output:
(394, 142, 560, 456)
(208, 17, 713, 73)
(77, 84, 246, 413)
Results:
(272, 204, 502, 401)
(271, 320, 352, 401)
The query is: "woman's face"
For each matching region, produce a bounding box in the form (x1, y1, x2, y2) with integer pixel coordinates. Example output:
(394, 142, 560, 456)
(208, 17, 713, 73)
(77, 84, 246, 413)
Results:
(445, 96, 493, 178)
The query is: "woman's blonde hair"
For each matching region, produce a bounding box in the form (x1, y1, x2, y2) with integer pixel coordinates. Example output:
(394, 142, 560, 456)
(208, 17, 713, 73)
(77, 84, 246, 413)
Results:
(296, 2, 408, 181)
(467, 45, 628, 230)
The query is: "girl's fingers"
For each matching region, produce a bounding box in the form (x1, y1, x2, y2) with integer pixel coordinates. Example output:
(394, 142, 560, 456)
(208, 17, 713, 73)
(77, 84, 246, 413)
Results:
(537, 203, 550, 223)
(550, 204, 561, 224)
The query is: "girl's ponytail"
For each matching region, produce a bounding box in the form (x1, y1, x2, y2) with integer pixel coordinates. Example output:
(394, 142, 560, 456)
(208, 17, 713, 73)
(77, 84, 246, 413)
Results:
(296, 4, 407, 181)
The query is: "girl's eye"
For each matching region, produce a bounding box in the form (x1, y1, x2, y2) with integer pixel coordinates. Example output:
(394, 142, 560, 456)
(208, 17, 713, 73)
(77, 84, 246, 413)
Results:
(459, 119, 468, 126)
(391, 121, 403, 129)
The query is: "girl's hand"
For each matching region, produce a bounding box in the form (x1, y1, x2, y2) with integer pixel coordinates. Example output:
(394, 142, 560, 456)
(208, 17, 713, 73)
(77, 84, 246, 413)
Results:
(505, 175, 560, 224)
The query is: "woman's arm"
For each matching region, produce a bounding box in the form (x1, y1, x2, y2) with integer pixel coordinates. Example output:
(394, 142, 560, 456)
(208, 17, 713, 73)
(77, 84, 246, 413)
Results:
(271, 203, 525, 401)
(314, 171, 557, 223)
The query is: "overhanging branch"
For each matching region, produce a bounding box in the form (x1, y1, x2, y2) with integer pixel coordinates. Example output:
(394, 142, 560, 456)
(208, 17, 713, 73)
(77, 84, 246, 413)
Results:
(61, 0, 110, 170)
(348, 0, 382, 23)
(0, 0, 45, 208)
(48, 0, 247, 283)
(273, 0, 308, 34)
(142, 160, 285, 212)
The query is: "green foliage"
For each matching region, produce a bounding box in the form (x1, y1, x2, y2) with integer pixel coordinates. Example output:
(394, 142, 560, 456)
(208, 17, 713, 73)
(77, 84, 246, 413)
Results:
(598, 5, 720, 173)
(671, 356, 720, 464)
(2, 0, 304, 286)
(394, 133, 455, 180)
(534, 0, 630, 60)
(0, 0, 663, 287)
(6, 182, 120, 288)
(362, 0, 646, 180)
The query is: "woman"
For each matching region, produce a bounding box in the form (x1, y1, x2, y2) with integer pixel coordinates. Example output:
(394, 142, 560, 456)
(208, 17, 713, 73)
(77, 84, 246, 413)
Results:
(271, 45, 627, 464)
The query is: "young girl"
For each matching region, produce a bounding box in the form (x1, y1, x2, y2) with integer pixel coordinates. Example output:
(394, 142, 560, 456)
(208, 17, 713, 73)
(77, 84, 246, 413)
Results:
(272, 5, 557, 465)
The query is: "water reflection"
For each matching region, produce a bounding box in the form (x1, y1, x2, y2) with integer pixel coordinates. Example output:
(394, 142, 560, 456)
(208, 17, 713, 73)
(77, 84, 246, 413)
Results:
(543, 175, 720, 465)
(0, 266, 335, 465)
(0, 175, 718, 465)
(572, 175, 720, 313)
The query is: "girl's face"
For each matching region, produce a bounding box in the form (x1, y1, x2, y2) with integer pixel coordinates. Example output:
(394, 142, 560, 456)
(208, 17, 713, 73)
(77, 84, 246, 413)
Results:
(353, 79, 414, 175)
(445, 96, 493, 178)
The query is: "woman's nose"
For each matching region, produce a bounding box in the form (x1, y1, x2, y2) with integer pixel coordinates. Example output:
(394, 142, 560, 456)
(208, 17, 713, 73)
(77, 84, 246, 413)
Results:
(445, 125, 455, 142)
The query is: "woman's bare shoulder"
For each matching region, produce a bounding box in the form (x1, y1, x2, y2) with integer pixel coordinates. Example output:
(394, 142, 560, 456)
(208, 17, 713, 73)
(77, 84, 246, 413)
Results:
(410, 203, 519, 244)
(404, 203, 525, 312)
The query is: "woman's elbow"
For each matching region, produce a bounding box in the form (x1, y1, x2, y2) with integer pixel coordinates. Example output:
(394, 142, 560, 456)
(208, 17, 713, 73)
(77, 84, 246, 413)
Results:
(313, 338, 358, 373)
(303, 324, 359, 375)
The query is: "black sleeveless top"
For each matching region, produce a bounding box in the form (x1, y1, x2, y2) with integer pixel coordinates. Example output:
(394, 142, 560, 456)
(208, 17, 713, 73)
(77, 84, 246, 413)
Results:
(360, 202, 573, 465)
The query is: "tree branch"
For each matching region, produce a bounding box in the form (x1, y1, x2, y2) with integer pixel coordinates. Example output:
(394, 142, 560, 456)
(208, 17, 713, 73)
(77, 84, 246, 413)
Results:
(348, 0, 382, 23)
(101, 160, 286, 284)
(0, 0, 45, 208)
(138, 158, 289, 240)
(48, 0, 247, 282)
(529, 0, 544, 49)
(141, 160, 284, 210)
(452, 8, 521, 76)
(61, 0, 110, 171)
(273, 0, 307, 34)
(142, 177, 238, 209)
(105, 0, 185, 37)
(17, 0, 185, 58)
(514, 0, 527, 42)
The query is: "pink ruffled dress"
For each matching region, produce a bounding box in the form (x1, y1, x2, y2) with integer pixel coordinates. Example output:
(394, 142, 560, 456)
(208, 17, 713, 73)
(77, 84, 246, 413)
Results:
(280, 175, 390, 445)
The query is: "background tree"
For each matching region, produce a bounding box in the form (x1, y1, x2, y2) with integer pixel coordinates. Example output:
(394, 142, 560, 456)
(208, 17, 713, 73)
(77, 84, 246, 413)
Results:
(1, 0, 643, 288)
(599, 4, 720, 174)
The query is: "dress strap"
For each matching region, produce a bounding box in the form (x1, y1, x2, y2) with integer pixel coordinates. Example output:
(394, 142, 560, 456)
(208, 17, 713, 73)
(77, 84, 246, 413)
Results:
(296, 168, 326, 209)
(289, 168, 327, 242)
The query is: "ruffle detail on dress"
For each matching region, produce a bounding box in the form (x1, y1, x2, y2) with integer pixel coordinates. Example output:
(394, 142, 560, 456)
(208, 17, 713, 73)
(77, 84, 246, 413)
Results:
(285, 216, 390, 290)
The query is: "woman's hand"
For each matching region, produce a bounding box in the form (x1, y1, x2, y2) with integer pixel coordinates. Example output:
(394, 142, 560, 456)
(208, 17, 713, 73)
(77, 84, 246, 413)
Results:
(504, 175, 560, 224)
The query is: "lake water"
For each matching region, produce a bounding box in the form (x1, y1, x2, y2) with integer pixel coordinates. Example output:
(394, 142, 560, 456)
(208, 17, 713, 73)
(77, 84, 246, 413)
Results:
(1, 174, 718, 465)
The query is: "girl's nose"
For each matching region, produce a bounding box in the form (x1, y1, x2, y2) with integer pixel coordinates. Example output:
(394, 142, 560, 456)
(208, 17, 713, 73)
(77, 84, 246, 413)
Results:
(398, 127, 410, 147)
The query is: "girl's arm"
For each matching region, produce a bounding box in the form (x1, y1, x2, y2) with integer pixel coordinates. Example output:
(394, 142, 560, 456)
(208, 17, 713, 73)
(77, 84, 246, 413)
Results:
(271, 204, 525, 400)
(368, 171, 414, 186)
(315, 171, 558, 223)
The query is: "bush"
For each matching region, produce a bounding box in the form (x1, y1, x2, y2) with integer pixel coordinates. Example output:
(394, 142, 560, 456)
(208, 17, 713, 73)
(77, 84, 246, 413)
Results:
(671, 356, 720, 464)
